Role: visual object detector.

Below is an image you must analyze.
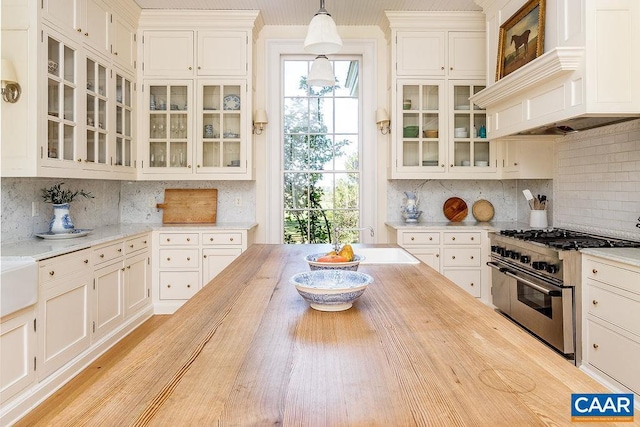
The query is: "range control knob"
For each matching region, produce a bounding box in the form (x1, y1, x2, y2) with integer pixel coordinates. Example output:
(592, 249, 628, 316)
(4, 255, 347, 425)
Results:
(505, 250, 514, 258)
(532, 261, 548, 271)
(491, 245, 499, 253)
(546, 264, 559, 274)
(510, 251, 521, 260)
(520, 255, 531, 264)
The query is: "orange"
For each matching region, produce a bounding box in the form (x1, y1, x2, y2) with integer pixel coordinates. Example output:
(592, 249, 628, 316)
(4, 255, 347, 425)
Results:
(317, 254, 349, 263)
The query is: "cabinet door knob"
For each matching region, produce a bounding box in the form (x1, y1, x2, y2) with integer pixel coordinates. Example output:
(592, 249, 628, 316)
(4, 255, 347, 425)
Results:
(198, 66, 201, 69)
(410, 237, 415, 241)
(121, 267, 125, 271)
(450, 67, 453, 70)
(441, 66, 444, 70)
(49, 270, 55, 276)
(470, 256, 474, 259)
(188, 66, 192, 70)
(76, 28, 82, 32)
(186, 257, 191, 261)
(436, 254, 439, 258)
(114, 51, 118, 56)
(84, 32, 89, 37)
(450, 164, 453, 167)
(593, 343, 599, 349)
(470, 237, 474, 241)
(592, 300, 598, 305)
(127, 266, 131, 269)
(130, 244, 134, 248)
(166, 238, 171, 242)
(100, 254, 105, 258)
(77, 158, 82, 162)
(143, 241, 147, 244)
(592, 269, 598, 274)
(84, 259, 89, 264)
(167, 257, 171, 261)
(187, 284, 191, 288)
(470, 283, 474, 286)
(204, 255, 207, 258)
(513, 162, 518, 166)
(118, 248, 122, 252)
(186, 238, 191, 242)
(167, 284, 171, 288)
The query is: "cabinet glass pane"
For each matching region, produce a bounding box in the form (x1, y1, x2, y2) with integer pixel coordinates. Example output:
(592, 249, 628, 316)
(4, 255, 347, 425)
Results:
(203, 86, 221, 110)
(150, 141, 167, 167)
(454, 141, 471, 166)
(116, 137, 123, 166)
(63, 125, 74, 160)
(422, 85, 439, 110)
(124, 109, 131, 137)
(116, 105, 123, 134)
(47, 38, 60, 78)
(473, 85, 485, 110)
(223, 141, 241, 167)
(63, 46, 74, 82)
(203, 113, 221, 138)
(453, 114, 470, 138)
(222, 113, 240, 138)
(169, 86, 188, 111)
(150, 114, 166, 139)
(98, 133, 107, 164)
(48, 122, 59, 158)
(422, 113, 438, 136)
(169, 142, 187, 167)
(170, 114, 187, 139)
(124, 140, 132, 166)
(453, 86, 471, 110)
(202, 141, 220, 167)
(474, 141, 490, 164)
(402, 141, 419, 166)
(87, 132, 95, 162)
(48, 79, 59, 117)
(87, 94, 95, 125)
(63, 84, 74, 121)
(422, 141, 439, 166)
(402, 85, 418, 111)
(97, 99, 106, 130)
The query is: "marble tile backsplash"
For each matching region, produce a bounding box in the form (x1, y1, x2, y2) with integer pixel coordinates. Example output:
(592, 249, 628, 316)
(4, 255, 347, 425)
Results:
(1, 178, 121, 244)
(387, 179, 553, 224)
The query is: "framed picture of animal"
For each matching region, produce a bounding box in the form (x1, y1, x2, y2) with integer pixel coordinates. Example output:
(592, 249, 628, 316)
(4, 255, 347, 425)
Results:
(496, 0, 546, 80)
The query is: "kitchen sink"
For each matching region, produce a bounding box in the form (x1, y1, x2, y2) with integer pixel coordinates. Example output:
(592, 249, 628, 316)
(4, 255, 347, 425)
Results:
(1, 258, 38, 317)
(356, 247, 419, 265)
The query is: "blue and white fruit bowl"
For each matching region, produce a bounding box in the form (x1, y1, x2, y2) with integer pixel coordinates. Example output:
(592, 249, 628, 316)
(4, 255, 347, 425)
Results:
(290, 270, 374, 311)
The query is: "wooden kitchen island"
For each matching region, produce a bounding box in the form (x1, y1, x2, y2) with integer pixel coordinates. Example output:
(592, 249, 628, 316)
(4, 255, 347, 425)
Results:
(16, 244, 633, 426)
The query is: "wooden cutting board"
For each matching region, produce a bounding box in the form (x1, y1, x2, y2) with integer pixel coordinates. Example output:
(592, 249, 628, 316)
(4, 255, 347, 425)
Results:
(157, 189, 217, 224)
(472, 199, 495, 222)
(443, 197, 468, 222)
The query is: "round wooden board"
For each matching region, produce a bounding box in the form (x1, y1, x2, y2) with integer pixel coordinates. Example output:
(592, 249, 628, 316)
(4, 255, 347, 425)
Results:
(443, 197, 468, 222)
(472, 199, 495, 222)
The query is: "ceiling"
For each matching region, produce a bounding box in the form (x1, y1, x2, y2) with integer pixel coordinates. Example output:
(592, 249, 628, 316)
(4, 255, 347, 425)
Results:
(132, 0, 482, 26)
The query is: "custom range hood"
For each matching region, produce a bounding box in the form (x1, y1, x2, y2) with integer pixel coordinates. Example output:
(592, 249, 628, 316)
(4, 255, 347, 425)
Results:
(470, 1, 640, 139)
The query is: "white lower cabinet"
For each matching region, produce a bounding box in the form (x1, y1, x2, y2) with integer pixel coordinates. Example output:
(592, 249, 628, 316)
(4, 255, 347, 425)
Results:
(581, 253, 640, 400)
(153, 228, 255, 314)
(0, 308, 36, 405)
(391, 227, 489, 302)
(38, 249, 92, 380)
(0, 232, 152, 425)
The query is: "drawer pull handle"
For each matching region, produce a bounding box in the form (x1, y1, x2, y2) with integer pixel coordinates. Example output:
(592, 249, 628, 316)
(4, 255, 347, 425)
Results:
(592, 300, 598, 306)
(187, 257, 191, 261)
(167, 284, 171, 288)
(593, 343, 599, 349)
(204, 255, 207, 258)
(100, 254, 105, 258)
(436, 254, 439, 258)
(470, 283, 474, 286)
(166, 238, 171, 242)
(210, 237, 214, 241)
(187, 238, 191, 242)
(127, 266, 131, 269)
(84, 259, 89, 264)
(144, 241, 147, 244)
(452, 237, 456, 241)
(167, 257, 171, 261)
(121, 268, 125, 271)
(49, 270, 55, 276)
(187, 284, 191, 288)
(470, 256, 474, 260)
(230, 237, 234, 242)
(118, 248, 122, 252)
(429, 237, 433, 241)
(592, 269, 598, 274)
(471, 237, 474, 241)
(452, 256, 456, 260)
(411, 237, 415, 241)
(130, 244, 134, 248)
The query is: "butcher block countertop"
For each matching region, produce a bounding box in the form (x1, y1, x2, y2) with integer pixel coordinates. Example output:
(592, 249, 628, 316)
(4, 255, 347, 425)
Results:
(18, 244, 634, 426)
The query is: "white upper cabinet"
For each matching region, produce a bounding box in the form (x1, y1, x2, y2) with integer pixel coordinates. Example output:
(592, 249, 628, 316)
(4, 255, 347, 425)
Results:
(112, 13, 137, 72)
(197, 31, 247, 76)
(396, 31, 446, 77)
(142, 31, 194, 76)
(448, 32, 486, 78)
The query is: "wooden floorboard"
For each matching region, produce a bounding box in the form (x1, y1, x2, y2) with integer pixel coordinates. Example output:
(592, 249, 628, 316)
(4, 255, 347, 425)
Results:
(15, 315, 171, 426)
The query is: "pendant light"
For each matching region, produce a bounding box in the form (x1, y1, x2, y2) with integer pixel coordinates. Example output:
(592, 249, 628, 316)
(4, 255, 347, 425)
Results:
(304, 0, 342, 55)
(308, 55, 335, 87)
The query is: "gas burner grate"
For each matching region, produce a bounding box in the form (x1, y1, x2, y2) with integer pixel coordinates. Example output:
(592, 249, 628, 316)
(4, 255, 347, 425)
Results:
(499, 228, 640, 250)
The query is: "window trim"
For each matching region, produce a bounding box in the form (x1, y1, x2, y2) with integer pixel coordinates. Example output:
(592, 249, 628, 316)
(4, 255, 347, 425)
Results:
(264, 39, 378, 244)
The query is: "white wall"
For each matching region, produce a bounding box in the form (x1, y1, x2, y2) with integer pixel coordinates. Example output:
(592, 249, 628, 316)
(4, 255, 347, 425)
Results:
(553, 119, 640, 240)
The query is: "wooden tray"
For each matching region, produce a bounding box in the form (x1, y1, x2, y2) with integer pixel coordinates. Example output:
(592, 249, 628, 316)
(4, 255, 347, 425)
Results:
(472, 199, 495, 222)
(443, 197, 468, 222)
(157, 189, 217, 224)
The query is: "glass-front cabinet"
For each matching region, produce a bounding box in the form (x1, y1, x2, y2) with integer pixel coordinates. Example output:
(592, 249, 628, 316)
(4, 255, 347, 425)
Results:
(84, 57, 108, 168)
(45, 33, 78, 167)
(397, 80, 446, 173)
(145, 82, 192, 172)
(115, 73, 134, 168)
(196, 81, 244, 172)
(449, 82, 494, 173)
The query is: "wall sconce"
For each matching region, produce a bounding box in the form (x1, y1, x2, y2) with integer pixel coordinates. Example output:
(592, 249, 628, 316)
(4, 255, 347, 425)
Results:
(1, 59, 21, 103)
(376, 108, 390, 135)
(253, 110, 268, 134)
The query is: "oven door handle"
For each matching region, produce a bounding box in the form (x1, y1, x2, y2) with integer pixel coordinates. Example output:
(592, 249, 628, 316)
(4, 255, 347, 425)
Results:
(504, 271, 562, 297)
(486, 261, 508, 273)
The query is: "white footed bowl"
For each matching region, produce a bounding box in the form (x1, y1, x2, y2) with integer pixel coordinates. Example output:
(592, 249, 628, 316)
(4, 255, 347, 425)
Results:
(290, 270, 373, 311)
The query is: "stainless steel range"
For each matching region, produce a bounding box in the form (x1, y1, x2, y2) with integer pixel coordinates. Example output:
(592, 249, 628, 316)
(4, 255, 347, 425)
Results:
(488, 228, 640, 364)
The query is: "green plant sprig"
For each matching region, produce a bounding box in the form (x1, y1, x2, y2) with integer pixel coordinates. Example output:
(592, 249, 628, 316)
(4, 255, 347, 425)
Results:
(41, 182, 94, 204)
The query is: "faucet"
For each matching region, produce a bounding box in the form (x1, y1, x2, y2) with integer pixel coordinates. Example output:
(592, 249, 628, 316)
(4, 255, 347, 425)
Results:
(333, 226, 375, 252)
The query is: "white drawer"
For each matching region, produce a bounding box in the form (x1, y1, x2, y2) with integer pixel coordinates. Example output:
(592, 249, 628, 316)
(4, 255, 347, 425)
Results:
(93, 241, 124, 265)
(39, 249, 92, 285)
(159, 271, 200, 300)
(443, 232, 481, 245)
(125, 234, 149, 255)
(158, 233, 199, 246)
(585, 258, 640, 295)
(442, 269, 482, 298)
(401, 232, 440, 245)
(586, 282, 640, 337)
(442, 248, 481, 267)
(587, 319, 640, 394)
(159, 249, 199, 268)
(202, 232, 243, 246)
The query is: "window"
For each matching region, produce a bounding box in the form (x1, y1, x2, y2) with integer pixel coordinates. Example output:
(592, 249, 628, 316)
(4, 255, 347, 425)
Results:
(282, 58, 361, 244)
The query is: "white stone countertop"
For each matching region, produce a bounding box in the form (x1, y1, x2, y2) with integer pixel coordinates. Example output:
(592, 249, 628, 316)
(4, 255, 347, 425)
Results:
(580, 247, 640, 267)
(385, 221, 531, 231)
(1, 222, 258, 260)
